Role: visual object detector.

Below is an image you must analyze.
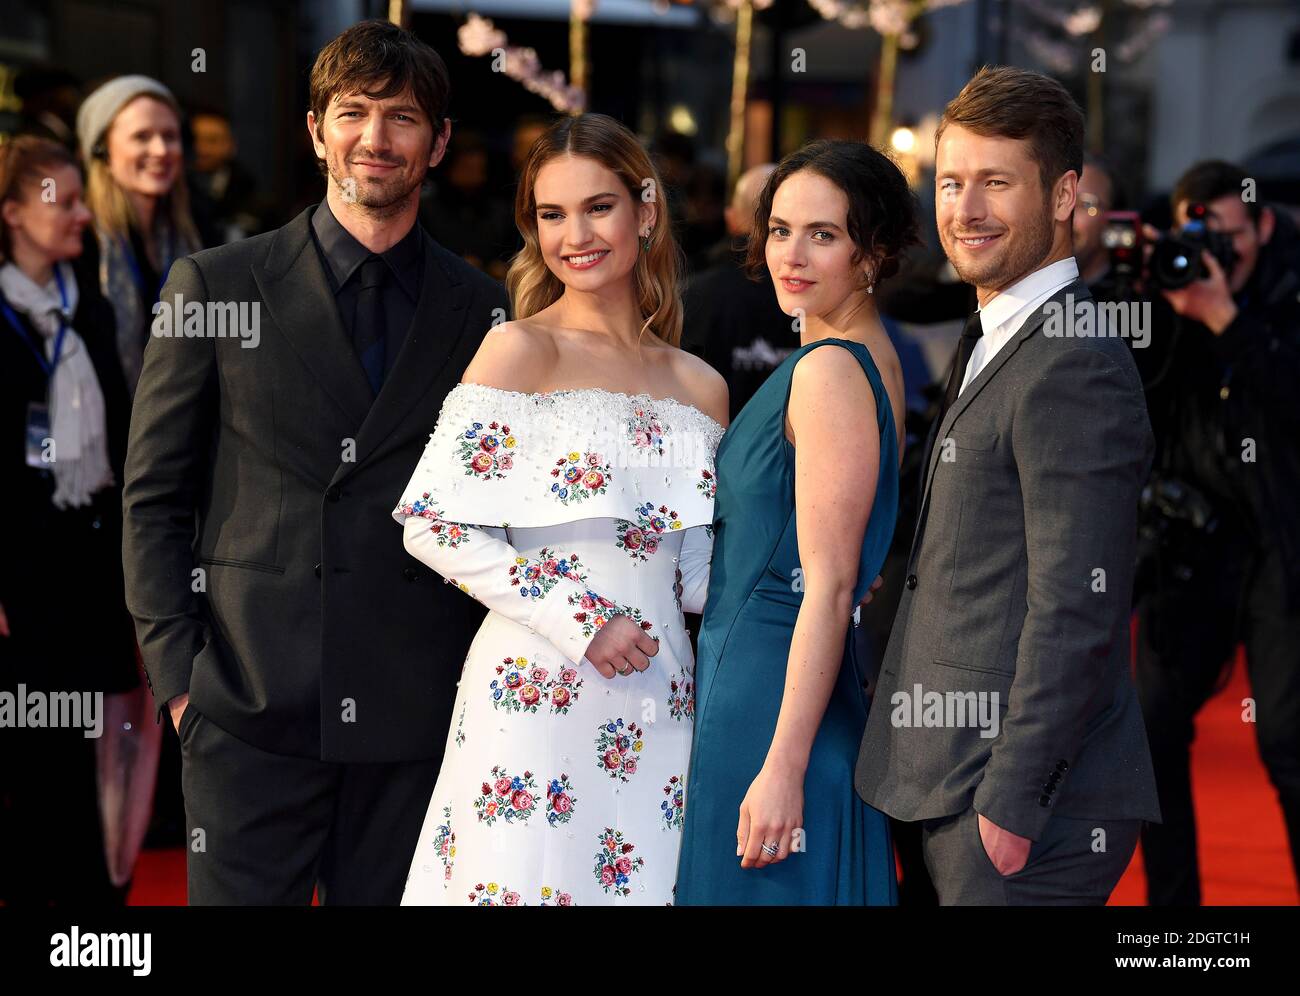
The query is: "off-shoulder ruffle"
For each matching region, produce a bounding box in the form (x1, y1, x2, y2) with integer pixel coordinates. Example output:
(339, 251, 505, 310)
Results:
(392, 382, 724, 530)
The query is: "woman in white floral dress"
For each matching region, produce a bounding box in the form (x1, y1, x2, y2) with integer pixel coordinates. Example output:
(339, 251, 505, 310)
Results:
(393, 114, 728, 906)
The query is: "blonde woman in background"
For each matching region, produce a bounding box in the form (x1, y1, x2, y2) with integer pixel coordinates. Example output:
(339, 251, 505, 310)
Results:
(76, 75, 201, 395)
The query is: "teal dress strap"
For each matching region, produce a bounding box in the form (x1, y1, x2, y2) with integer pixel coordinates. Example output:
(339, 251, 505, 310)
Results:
(777, 337, 900, 606)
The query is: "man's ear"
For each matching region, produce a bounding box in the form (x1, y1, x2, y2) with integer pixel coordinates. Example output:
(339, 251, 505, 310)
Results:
(428, 118, 452, 169)
(1054, 170, 1078, 223)
(1258, 205, 1275, 246)
(306, 111, 326, 160)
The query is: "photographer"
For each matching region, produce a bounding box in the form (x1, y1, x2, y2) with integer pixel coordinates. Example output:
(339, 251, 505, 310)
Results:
(1134, 159, 1300, 905)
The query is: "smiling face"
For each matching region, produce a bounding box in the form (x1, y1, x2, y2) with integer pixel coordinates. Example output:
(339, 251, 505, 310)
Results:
(2, 162, 93, 265)
(764, 169, 868, 322)
(936, 124, 1070, 299)
(532, 153, 652, 293)
(105, 96, 182, 200)
(307, 84, 447, 212)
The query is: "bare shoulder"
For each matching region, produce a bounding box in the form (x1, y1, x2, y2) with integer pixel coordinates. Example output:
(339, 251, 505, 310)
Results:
(789, 342, 877, 421)
(668, 347, 730, 428)
(461, 319, 560, 392)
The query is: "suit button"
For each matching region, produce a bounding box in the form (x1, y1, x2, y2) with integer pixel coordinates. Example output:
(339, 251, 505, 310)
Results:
(905, 574, 918, 590)
(314, 563, 322, 578)
(403, 567, 419, 582)
(1039, 794, 1051, 807)
(1056, 760, 1069, 771)
(326, 486, 342, 502)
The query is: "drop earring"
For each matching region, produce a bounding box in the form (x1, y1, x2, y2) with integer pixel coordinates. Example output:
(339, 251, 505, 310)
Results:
(641, 234, 650, 252)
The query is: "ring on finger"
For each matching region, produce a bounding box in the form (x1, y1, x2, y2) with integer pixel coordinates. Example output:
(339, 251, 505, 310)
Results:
(761, 841, 779, 857)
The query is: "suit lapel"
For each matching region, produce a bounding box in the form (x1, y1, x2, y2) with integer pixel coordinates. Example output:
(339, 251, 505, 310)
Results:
(330, 235, 472, 486)
(908, 277, 1091, 557)
(254, 207, 373, 429)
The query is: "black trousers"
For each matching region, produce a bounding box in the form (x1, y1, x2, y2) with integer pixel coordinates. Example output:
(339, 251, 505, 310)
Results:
(1136, 548, 1300, 905)
(179, 705, 439, 905)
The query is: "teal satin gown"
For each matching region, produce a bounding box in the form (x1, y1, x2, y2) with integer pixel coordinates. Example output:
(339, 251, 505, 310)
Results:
(676, 338, 900, 905)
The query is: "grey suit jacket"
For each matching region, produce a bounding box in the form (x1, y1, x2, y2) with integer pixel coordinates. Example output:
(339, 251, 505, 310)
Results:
(855, 277, 1162, 840)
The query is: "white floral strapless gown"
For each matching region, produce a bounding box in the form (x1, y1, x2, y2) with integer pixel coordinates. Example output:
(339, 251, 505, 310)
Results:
(392, 383, 723, 906)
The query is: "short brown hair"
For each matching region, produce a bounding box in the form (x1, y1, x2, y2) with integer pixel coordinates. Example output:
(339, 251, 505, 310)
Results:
(0, 135, 79, 260)
(937, 65, 1084, 193)
(309, 19, 451, 142)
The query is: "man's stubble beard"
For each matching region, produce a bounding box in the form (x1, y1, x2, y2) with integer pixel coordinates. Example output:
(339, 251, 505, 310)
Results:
(327, 154, 427, 220)
(944, 197, 1056, 294)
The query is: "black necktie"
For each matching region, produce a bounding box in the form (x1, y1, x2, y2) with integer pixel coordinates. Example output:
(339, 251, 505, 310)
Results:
(354, 255, 387, 395)
(937, 311, 984, 427)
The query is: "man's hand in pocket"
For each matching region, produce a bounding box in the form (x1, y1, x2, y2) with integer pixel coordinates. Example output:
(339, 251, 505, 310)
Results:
(168, 692, 190, 734)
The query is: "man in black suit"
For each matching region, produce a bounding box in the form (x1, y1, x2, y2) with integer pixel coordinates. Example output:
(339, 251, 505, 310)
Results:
(122, 20, 507, 904)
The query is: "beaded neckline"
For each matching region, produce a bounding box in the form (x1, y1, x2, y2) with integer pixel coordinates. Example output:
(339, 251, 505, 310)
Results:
(450, 381, 727, 438)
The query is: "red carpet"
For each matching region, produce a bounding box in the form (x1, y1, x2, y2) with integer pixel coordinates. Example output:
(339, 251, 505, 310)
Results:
(127, 650, 1297, 906)
(1109, 649, 1298, 905)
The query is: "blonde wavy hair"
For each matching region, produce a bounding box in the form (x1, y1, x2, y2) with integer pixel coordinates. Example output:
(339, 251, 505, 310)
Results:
(83, 92, 201, 249)
(506, 113, 684, 347)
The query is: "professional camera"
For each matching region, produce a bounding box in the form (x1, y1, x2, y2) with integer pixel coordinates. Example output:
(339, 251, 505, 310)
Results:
(1103, 202, 1238, 291)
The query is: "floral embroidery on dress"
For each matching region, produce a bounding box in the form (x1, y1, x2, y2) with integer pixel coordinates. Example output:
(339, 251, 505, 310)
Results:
(613, 501, 682, 562)
(568, 591, 656, 641)
(668, 664, 695, 722)
(696, 468, 716, 500)
(626, 406, 665, 455)
(595, 718, 644, 782)
(546, 773, 578, 827)
(432, 806, 455, 881)
(539, 886, 574, 906)
(444, 577, 475, 600)
(468, 881, 522, 905)
(459, 420, 517, 479)
(660, 776, 684, 831)
(550, 451, 613, 504)
(395, 492, 473, 548)
(508, 548, 587, 599)
(454, 702, 466, 747)
(490, 658, 584, 714)
(490, 657, 547, 713)
(474, 766, 539, 825)
(547, 665, 583, 715)
(593, 828, 645, 896)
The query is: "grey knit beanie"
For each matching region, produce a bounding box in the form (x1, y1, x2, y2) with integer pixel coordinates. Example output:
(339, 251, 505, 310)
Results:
(75, 75, 178, 160)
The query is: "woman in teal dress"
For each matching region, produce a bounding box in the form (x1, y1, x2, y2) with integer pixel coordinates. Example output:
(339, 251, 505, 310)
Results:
(676, 141, 918, 905)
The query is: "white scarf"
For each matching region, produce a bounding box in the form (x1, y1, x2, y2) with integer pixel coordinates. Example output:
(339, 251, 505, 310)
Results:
(1, 261, 114, 508)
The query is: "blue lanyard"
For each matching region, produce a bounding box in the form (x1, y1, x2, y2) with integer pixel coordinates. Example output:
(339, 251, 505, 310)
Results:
(120, 236, 168, 305)
(1, 267, 70, 378)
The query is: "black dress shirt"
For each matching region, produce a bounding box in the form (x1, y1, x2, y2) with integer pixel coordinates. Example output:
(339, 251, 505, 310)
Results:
(310, 199, 423, 387)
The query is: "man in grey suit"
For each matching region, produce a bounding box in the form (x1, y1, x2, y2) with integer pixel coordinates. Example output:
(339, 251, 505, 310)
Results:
(855, 66, 1161, 904)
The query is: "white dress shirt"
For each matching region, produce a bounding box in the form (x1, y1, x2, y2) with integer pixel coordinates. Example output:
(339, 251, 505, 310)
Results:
(959, 256, 1079, 395)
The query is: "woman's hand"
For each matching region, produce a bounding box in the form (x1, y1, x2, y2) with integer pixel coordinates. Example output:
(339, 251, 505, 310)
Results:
(583, 615, 658, 680)
(736, 760, 805, 869)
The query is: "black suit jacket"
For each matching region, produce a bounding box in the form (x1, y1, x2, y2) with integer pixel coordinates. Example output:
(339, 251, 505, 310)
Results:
(122, 205, 505, 762)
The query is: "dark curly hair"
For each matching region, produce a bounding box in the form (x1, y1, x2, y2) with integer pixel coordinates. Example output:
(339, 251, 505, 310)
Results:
(746, 139, 920, 289)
